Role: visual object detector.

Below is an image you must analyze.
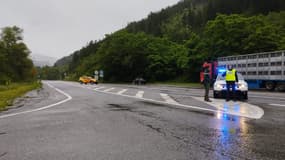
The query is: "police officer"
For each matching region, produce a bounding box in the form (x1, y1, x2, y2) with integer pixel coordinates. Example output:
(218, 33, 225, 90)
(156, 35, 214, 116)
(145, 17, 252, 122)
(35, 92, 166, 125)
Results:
(223, 65, 238, 101)
(203, 65, 212, 102)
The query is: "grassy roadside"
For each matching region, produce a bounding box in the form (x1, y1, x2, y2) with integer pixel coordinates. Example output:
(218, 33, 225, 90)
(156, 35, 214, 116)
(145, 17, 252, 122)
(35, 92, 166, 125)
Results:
(152, 82, 203, 88)
(0, 82, 42, 111)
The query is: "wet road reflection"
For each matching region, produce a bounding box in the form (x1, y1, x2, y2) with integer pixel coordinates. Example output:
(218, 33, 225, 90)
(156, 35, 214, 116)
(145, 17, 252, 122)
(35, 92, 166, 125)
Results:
(212, 102, 251, 159)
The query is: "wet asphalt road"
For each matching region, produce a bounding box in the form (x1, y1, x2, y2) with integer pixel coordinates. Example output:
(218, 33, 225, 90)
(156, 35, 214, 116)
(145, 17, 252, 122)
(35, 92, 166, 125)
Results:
(0, 81, 284, 160)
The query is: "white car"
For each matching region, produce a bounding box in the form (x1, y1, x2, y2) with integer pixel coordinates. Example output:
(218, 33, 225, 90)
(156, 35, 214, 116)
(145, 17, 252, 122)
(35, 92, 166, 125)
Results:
(213, 73, 248, 99)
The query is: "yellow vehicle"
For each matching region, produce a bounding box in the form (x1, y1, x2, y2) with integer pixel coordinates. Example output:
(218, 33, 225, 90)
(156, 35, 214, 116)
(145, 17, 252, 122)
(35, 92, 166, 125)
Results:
(79, 76, 98, 85)
(88, 77, 98, 84)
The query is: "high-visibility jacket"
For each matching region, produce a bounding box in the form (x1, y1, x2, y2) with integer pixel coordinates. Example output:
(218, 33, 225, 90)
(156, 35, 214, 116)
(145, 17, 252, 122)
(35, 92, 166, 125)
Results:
(225, 69, 236, 81)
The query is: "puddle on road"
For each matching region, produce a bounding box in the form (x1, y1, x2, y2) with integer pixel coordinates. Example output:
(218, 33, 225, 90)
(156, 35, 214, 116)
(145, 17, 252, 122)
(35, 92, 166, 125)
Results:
(192, 96, 264, 119)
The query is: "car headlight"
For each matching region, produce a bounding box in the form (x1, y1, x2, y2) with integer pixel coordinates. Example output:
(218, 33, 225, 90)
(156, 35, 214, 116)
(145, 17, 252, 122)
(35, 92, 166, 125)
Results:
(238, 83, 247, 89)
(215, 84, 223, 89)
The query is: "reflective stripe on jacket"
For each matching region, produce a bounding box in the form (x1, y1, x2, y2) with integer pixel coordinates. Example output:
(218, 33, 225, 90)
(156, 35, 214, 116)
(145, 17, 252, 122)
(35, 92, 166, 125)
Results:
(225, 69, 236, 81)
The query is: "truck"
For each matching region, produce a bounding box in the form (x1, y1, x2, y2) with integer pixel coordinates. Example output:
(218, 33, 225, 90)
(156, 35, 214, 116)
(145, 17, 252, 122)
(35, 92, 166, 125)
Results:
(201, 50, 285, 91)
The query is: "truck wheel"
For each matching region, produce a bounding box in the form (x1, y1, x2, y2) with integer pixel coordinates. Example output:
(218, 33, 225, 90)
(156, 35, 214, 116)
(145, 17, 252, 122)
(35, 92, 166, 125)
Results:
(265, 81, 275, 91)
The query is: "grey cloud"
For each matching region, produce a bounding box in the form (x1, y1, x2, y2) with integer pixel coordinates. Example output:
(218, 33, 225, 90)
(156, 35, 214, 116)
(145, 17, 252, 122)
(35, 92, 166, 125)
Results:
(0, 0, 180, 59)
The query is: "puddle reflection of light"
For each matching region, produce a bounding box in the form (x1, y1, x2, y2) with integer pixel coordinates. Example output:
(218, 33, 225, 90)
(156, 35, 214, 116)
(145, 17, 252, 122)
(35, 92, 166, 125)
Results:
(213, 102, 250, 158)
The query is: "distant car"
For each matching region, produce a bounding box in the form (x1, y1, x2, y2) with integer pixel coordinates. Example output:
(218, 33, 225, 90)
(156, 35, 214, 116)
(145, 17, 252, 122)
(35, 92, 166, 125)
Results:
(79, 76, 98, 85)
(133, 77, 146, 85)
(88, 77, 98, 85)
(213, 73, 248, 99)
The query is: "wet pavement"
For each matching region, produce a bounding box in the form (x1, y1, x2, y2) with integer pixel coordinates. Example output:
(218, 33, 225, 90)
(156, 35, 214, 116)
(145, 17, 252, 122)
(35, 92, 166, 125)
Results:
(0, 81, 284, 160)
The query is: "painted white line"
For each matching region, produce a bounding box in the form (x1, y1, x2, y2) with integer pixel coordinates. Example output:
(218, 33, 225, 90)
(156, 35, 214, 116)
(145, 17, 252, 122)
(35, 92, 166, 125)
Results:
(67, 82, 263, 119)
(117, 89, 127, 95)
(0, 82, 72, 119)
(270, 104, 285, 107)
(90, 87, 259, 119)
(136, 91, 144, 98)
(160, 93, 179, 104)
(94, 87, 105, 90)
(191, 96, 264, 119)
(103, 88, 115, 92)
(250, 95, 285, 100)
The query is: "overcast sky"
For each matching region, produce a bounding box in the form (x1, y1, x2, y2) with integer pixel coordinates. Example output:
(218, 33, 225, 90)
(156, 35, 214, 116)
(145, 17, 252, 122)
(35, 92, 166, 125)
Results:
(0, 0, 180, 59)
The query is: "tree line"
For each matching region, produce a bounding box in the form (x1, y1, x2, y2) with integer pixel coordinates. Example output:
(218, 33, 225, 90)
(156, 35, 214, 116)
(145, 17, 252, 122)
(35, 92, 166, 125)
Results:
(0, 26, 35, 84)
(51, 0, 285, 82)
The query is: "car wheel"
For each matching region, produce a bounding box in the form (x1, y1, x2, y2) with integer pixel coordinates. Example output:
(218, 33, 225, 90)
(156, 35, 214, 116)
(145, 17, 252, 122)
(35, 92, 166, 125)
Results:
(243, 91, 248, 100)
(213, 92, 219, 98)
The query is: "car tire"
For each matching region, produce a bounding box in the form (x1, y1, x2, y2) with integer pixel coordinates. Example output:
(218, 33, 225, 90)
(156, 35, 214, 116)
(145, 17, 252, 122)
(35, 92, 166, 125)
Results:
(213, 92, 219, 98)
(243, 91, 248, 100)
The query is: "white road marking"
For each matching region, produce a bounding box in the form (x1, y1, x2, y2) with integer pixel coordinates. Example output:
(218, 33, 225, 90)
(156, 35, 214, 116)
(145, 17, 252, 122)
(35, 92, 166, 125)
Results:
(103, 88, 115, 92)
(66, 82, 264, 119)
(94, 87, 105, 90)
(136, 91, 144, 98)
(160, 93, 179, 104)
(269, 104, 285, 107)
(117, 89, 127, 95)
(191, 97, 264, 119)
(0, 82, 72, 119)
(250, 95, 285, 100)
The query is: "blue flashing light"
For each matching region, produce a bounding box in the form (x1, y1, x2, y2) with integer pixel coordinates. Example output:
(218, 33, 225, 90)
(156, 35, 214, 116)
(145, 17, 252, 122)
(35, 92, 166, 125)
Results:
(217, 67, 227, 74)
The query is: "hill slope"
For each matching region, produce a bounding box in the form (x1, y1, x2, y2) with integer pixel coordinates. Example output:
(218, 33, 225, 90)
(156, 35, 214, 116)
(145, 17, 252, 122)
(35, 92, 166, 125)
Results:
(53, 0, 285, 82)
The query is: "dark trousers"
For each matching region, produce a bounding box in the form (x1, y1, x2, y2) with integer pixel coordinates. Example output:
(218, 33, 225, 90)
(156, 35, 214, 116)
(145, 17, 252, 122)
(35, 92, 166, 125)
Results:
(204, 82, 210, 100)
(226, 81, 236, 100)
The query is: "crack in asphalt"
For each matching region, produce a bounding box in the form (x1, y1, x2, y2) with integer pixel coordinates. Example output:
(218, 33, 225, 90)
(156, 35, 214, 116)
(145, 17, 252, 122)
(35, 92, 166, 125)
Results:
(0, 132, 6, 135)
(0, 152, 7, 158)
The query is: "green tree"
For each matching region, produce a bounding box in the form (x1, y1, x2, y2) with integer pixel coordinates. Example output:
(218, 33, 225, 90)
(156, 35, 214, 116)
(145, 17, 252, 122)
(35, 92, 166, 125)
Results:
(203, 14, 281, 58)
(0, 26, 34, 83)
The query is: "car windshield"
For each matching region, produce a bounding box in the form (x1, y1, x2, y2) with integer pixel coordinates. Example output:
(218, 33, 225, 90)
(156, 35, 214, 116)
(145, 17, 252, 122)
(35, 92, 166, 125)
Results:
(216, 73, 244, 81)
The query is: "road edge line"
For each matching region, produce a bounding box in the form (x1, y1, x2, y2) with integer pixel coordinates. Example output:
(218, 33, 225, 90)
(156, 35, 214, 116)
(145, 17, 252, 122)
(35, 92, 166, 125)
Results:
(0, 82, 72, 119)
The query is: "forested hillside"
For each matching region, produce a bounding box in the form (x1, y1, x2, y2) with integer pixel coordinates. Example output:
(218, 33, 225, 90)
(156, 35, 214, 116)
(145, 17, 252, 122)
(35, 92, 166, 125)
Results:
(0, 26, 36, 84)
(53, 0, 285, 82)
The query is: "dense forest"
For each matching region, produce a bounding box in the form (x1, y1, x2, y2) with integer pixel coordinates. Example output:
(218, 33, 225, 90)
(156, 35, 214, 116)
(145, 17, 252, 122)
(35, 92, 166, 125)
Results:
(50, 0, 285, 82)
(0, 26, 36, 84)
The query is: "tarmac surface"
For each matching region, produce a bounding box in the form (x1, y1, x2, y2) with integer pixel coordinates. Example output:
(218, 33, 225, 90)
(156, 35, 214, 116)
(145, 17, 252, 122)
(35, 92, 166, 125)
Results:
(0, 81, 284, 160)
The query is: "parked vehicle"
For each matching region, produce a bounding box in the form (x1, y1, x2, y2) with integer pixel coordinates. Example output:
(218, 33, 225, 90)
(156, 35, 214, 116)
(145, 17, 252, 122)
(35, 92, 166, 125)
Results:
(133, 77, 146, 85)
(200, 50, 285, 91)
(218, 50, 285, 91)
(213, 73, 248, 99)
(79, 76, 98, 85)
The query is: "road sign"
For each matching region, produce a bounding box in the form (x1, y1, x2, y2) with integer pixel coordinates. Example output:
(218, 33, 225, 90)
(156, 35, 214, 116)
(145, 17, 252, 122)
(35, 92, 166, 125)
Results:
(99, 70, 104, 77)
(94, 75, 99, 80)
(94, 70, 99, 75)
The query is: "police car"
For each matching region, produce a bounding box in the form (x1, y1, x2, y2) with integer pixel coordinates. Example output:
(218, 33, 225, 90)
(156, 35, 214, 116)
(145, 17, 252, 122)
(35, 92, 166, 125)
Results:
(213, 70, 248, 100)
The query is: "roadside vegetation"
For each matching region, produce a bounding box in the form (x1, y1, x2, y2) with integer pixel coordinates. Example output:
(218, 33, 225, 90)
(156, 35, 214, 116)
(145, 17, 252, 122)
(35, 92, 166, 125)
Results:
(0, 26, 39, 110)
(43, 0, 285, 83)
(0, 82, 41, 111)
